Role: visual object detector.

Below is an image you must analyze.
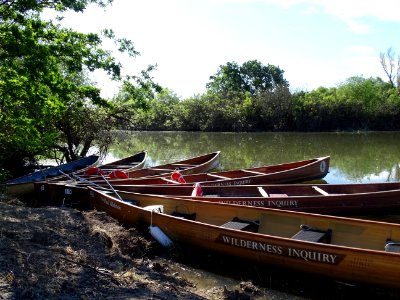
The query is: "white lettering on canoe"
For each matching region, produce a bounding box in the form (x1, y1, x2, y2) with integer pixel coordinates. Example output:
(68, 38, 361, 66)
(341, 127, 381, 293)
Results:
(288, 248, 338, 264)
(99, 196, 121, 210)
(217, 234, 344, 265)
(218, 200, 298, 208)
(207, 179, 252, 187)
(221, 235, 283, 254)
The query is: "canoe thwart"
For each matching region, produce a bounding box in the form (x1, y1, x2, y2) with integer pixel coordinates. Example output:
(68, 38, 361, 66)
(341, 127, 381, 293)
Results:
(291, 225, 332, 243)
(207, 173, 231, 180)
(101, 165, 139, 170)
(169, 164, 196, 167)
(385, 239, 400, 252)
(221, 217, 260, 232)
(241, 169, 266, 176)
(161, 178, 180, 184)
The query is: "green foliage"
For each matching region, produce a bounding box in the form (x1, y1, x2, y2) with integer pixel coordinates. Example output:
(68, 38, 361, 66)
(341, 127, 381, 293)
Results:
(291, 77, 399, 131)
(0, 0, 145, 177)
(112, 66, 163, 130)
(206, 60, 288, 95)
(122, 75, 399, 132)
(250, 85, 293, 131)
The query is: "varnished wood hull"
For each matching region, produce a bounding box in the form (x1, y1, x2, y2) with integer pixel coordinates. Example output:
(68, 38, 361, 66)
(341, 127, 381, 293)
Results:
(88, 156, 330, 186)
(87, 187, 400, 289)
(109, 182, 400, 215)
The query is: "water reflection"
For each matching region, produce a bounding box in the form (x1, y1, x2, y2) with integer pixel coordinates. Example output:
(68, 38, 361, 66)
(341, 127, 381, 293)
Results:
(108, 131, 400, 183)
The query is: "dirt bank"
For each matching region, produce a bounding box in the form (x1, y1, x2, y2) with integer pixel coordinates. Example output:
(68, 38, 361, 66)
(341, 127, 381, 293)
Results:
(0, 195, 262, 299)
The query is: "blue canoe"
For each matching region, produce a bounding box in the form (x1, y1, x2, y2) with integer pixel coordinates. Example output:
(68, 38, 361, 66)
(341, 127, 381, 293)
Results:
(5, 155, 100, 197)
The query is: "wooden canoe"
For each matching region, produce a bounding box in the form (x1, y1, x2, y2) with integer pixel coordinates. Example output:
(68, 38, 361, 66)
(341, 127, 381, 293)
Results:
(87, 186, 400, 289)
(35, 180, 400, 215)
(70, 150, 148, 178)
(86, 156, 330, 186)
(78, 151, 221, 180)
(4, 155, 100, 197)
(104, 182, 400, 215)
(93, 150, 147, 173)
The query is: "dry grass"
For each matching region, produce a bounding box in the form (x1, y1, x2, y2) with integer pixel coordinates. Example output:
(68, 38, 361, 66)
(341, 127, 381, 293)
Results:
(0, 197, 226, 299)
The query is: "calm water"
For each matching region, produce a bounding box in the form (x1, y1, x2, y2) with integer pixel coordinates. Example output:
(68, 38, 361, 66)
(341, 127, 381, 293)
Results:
(106, 131, 400, 184)
(105, 131, 400, 299)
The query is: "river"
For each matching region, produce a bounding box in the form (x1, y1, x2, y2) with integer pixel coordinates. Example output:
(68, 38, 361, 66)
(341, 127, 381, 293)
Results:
(105, 131, 400, 184)
(104, 131, 400, 299)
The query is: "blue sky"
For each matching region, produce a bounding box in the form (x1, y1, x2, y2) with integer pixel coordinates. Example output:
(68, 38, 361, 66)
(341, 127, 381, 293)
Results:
(56, 0, 400, 98)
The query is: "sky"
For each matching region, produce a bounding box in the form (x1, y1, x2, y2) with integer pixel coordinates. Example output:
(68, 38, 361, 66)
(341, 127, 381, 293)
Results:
(54, 0, 400, 98)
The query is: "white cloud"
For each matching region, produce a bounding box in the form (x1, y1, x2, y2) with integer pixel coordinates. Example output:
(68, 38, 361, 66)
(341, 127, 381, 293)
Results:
(347, 46, 376, 55)
(215, 0, 400, 33)
(218, 0, 400, 18)
(345, 19, 371, 34)
(302, 5, 320, 15)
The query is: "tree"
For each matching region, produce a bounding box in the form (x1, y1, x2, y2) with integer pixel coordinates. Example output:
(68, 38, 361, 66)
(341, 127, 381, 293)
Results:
(112, 65, 162, 130)
(53, 70, 115, 162)
(0, 0, 141, 177)
(206, 60, 288, 95)
(380, 47, 400, 94)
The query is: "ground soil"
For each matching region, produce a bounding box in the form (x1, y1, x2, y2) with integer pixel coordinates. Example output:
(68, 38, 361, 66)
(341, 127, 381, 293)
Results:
(0, 195, 261, 300)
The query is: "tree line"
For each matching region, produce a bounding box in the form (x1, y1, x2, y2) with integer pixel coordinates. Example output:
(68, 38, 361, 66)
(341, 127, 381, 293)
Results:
(1, 0, 399, 179)
(122, 72, 400, 132)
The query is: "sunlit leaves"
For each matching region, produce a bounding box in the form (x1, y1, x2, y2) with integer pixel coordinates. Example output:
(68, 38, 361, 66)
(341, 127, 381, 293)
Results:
(0, 0, 138, 176)
(207, 60, 288, 95)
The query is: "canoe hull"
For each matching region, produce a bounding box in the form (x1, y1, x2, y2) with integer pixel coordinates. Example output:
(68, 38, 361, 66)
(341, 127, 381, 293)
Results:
(87, 187, 400, 289)
(5, 155, 100, 198)
(111, 182, 400, 215)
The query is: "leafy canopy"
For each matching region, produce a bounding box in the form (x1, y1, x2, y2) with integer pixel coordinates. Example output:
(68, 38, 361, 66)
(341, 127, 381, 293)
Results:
(206, 60, 288, 95)
(0, 0, 141, 176)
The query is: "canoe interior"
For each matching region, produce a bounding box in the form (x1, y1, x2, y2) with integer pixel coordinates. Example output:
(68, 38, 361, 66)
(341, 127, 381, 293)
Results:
(110, 182, 400, 197)
(83, 156, 329, 186)
(80, 151, 220, 180)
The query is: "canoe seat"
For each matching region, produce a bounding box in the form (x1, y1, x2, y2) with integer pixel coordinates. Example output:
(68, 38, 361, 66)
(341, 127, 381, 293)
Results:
(292, 225, 332, 243)
(221, 217, 259, 233)
(172, 211, 196, 220)
(143, 205, 164, 213)
(123, 199, 138, 205)
(258, 187, 269, 197)
(312, 186, 329, 196)
(385, 239, 400, 252)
